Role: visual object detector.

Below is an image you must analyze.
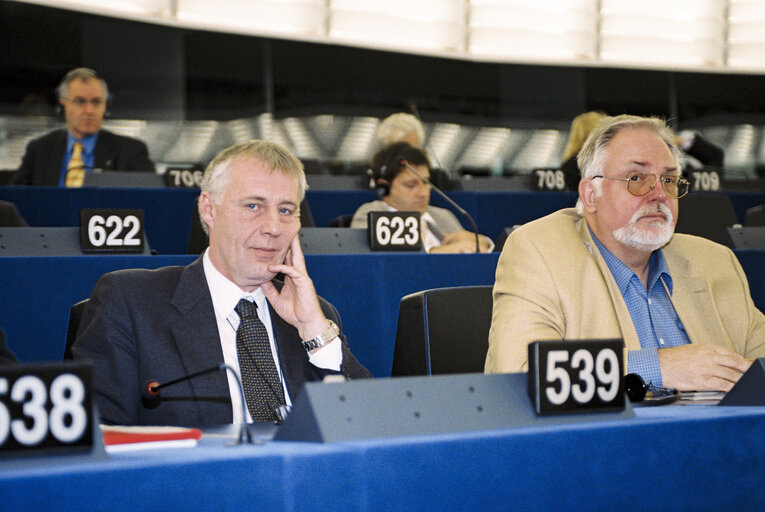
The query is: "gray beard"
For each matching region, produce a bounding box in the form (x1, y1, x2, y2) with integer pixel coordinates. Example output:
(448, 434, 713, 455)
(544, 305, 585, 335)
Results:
(612, 203, 675, 251)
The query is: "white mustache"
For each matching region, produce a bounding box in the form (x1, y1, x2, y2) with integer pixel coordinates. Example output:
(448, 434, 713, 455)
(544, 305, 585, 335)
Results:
(629, 203, 673, 225)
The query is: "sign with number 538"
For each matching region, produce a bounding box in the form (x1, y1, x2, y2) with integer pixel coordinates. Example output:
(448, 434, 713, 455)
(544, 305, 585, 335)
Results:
(527, 339, 625, 415)
(1, 363, 93, 457)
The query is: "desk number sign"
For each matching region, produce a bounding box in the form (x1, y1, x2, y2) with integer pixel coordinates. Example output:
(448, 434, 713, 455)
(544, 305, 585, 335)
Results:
(80, 208, 145, 253)
(528, 339, 625, 415)
(367, 211, 422, 251)
(1, 363, 93, 457)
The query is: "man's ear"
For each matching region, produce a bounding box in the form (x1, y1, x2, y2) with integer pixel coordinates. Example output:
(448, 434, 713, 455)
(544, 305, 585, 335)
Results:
(578, 179, 598, 213)
(198, 191, 215, 230)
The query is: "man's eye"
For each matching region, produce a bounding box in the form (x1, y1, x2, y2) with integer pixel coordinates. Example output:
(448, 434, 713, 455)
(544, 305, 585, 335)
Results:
(246, 203, 259, 210)
(280, 207, 295, 215)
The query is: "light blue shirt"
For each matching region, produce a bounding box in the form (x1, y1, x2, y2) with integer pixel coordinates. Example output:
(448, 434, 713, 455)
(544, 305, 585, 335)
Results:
(58, 132, 98, 186)
(590, 229, 690, 387)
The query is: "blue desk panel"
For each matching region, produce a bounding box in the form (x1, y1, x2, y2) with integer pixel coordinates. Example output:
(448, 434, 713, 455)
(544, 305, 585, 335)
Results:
(0, 186, 199, 255)
(2, 250, 763, 376)
(1, 405, 764, 511)
(0, 254, 499, 376)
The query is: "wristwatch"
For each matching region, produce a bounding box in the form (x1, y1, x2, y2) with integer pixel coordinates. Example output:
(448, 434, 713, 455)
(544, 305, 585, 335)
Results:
(301, 320, 340, 351)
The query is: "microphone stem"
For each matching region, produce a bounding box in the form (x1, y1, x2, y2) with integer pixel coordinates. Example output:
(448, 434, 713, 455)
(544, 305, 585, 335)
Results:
(402, 162, 480, 253)
(152, 364, 222, 391)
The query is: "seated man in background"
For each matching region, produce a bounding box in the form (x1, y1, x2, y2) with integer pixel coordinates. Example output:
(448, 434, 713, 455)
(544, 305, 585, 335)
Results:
(351, 142, 493, 253)
(73, 140, 370, 426)
(12, 67, 155, 186)
(486, 114, 764, 391)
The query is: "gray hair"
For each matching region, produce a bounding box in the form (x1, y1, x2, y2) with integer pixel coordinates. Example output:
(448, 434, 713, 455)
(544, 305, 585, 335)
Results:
(199, 140, 307, 235)
(57, 68, 109, 101)
(377, 113, 426, 148)
(575, 115, 680, 214)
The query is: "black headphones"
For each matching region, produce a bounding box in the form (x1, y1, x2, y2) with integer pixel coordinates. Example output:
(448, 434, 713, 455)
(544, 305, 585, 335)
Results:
(372, 142, 411, 199)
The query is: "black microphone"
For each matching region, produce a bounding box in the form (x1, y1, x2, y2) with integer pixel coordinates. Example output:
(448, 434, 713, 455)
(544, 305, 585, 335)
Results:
(408, 103, 447, 172)
(141, 363, 254, 445)
(400, 159, 482, 253)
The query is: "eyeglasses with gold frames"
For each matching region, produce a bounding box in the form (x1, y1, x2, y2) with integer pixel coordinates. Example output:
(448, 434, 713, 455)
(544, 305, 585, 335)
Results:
(591, 173, 690, 199)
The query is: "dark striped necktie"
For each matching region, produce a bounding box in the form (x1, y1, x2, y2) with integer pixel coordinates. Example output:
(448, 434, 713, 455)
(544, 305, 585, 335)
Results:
(234, 298, 285, 422)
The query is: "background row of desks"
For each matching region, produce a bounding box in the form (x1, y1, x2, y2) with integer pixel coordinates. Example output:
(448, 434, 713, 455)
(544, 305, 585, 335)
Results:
(2, 186, 764, 254)
(2, 251, 763, 377)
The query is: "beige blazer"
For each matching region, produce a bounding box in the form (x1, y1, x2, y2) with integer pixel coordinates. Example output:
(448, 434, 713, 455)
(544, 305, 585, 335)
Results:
(486, 208, 765, 372)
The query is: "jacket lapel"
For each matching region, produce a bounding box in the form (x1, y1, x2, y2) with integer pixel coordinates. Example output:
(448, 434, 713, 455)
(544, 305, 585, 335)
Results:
(266, 283, 310, 399)
(575, 217, 641, 350)
(168, 256, 232, 422)
(93, 130, 116, 170)
(664, 247, 729, 345)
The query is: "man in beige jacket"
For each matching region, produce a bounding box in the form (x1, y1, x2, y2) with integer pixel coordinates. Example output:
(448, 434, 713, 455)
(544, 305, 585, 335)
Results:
(486, 115, 764, 391)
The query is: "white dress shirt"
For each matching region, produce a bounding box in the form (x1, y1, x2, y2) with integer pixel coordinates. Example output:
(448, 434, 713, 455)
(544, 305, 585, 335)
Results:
(202, 249, 342, 423)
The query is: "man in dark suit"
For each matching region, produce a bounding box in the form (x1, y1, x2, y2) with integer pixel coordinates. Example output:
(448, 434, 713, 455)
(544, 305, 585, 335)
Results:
(11, 67, 154, 186)
(73, 140, 370, 426)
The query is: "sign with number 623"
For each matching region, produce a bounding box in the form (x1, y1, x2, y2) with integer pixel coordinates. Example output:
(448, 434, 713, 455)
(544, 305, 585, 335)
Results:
(367, 211, 422, 251)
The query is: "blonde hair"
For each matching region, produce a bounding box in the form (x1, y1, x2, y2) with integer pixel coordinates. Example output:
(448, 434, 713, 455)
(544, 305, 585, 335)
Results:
(377, 113, 426, 148)
(562, 111, 607, 163)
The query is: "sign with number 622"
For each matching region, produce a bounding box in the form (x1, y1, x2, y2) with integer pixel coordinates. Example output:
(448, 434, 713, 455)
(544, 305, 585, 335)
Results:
(527, 339, 625, 415)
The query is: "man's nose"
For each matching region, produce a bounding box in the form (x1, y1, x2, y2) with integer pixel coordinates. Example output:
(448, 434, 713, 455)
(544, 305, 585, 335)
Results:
(260, 208, 282, 235)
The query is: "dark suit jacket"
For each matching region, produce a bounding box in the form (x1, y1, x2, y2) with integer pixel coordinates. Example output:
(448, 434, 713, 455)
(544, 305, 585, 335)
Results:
(11, 128, 155, 185)
(0, 200, 28, 227)
(72, 256, 370, 426)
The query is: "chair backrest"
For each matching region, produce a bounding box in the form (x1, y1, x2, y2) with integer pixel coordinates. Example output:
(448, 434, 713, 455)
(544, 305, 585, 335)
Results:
(391, 285, 493, 376)
(63, 299, 89, 361)
(674, 193, 738, 248)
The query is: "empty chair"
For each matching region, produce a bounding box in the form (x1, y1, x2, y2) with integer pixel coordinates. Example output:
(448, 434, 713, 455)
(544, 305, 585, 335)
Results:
(674, 193, 738, 248)
(63, 299, 89, 360)
(391, 285, 493, 376)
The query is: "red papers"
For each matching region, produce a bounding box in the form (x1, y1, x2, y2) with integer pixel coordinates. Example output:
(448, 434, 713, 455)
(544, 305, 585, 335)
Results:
(101, 425, 202, 453)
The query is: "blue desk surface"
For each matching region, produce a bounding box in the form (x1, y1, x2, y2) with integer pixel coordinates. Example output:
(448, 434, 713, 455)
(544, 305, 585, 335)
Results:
(1, 404, 763, 511)
(2, 186, 762, 254)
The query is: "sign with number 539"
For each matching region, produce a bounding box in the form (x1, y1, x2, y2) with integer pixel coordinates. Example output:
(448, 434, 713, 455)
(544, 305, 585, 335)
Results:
(527, 339, 625, 415)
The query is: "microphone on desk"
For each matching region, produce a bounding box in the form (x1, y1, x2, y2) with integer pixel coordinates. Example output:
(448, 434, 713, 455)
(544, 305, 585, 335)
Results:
(400, 159, 482, 253)
(142, 363, 255, 445)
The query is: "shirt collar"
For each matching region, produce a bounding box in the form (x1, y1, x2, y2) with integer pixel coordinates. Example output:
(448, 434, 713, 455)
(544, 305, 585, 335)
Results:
(589, 226, 673, 295)
(67, 132, 99, 155)
(202, 249, 267, 320)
